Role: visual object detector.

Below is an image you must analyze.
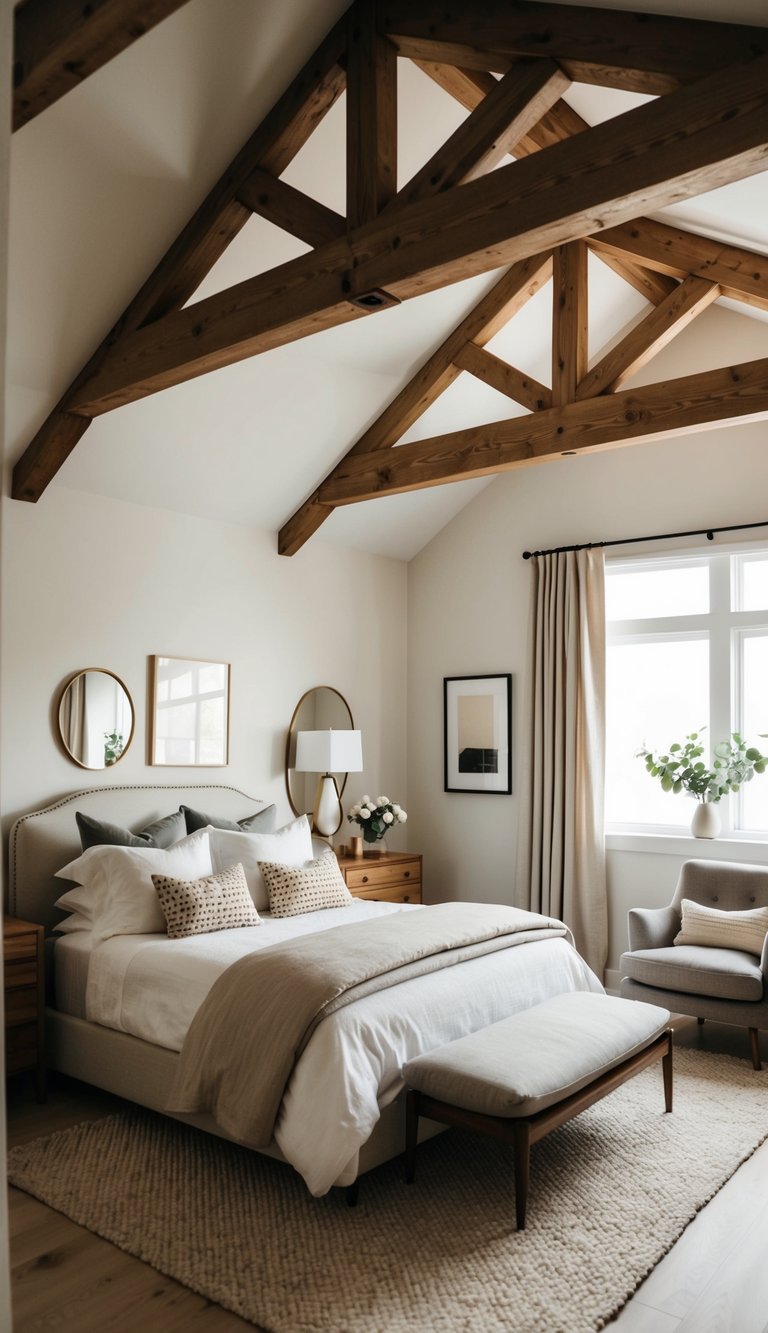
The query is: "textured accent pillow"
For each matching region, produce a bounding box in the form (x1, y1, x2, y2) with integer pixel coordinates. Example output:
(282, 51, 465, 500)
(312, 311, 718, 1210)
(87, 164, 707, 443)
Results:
(260, 855, 354, 919)
(180, 804, 277, 835)
(54, 830, 213, 944)
(151, 863, 260, 939)
(674, 898, 768, 957)
(76, 809, 186, 852)
(208, 816, 314, 910)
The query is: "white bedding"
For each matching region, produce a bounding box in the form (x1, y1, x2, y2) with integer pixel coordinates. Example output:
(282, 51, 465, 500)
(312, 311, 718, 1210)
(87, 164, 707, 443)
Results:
(74, 900, 603, 1195)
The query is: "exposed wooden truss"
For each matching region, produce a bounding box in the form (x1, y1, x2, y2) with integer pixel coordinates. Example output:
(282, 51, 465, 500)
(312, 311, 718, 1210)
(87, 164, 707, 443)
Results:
(11, 0, 768, 556)
(12, 0, 192, 131)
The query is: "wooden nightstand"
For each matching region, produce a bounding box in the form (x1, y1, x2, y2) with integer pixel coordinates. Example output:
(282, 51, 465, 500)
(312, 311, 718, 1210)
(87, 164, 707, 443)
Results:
(3, 915, 46, 1100)
(337, 850, 422, 904)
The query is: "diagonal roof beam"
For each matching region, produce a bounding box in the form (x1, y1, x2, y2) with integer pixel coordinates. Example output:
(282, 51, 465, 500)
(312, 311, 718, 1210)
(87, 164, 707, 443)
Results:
(576, 275, 720, 399)
(453, 343, 552, 413)
(382, 0, 768, 96)
(13, 0, 192, 131)
(394, 59, 570, 207)
(278, 252, 553, 555)
(11, 16, 348, 504)
(589, 219, 768, 314)
(414, 60, 678, 306)
(319, 355, 768, 503)
(62, 52, 768, 421)
(237, 170, 346, 248)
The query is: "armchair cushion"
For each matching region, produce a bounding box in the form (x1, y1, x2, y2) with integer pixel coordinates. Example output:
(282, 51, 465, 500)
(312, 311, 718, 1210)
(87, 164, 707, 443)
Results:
(620, 945, 764, 1003)
(674, 898, 768, 957)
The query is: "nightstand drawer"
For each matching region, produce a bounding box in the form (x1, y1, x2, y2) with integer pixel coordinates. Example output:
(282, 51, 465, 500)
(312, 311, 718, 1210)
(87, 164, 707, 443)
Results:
(353, 885, 421, 904)
(5, 985, 38, 1025)
(5, 960, 38, 989)
(344, 860, 421, 892)
(4, 932, 38, 962)
(5, 1022, 38, 1073)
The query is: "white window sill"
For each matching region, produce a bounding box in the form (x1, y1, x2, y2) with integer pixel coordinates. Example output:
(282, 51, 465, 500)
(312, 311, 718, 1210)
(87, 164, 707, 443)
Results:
(606, 830, 768, 859)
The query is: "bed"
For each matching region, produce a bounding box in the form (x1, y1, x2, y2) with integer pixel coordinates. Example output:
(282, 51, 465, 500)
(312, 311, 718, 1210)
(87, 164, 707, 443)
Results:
(8, 783, 604, 1196)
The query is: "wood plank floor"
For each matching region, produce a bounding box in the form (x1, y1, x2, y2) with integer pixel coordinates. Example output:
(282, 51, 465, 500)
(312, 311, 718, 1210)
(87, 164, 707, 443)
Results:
(6, 1017, 768, 1332)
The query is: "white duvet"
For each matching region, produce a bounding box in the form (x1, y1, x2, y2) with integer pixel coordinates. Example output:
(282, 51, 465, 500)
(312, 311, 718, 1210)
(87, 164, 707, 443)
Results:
(83, 900, 603, 1195)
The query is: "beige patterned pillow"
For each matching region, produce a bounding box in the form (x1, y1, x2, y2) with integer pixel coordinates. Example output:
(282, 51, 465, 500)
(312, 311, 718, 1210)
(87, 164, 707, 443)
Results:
(674, 898, 768, 957)
(151, 863, 260, 939)
(260, 856, 354, 918)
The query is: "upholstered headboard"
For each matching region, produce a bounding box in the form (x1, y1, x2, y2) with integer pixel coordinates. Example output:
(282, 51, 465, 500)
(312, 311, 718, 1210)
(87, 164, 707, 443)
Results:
(8, 783, 270, 931)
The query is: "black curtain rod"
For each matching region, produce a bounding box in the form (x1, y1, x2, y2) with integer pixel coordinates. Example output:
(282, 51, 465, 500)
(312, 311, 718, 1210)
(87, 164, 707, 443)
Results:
(522, 518, 768, 560)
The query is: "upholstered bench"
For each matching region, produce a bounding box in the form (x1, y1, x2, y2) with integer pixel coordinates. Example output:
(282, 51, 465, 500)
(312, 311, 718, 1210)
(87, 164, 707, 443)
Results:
(404, 992, 672, 1229)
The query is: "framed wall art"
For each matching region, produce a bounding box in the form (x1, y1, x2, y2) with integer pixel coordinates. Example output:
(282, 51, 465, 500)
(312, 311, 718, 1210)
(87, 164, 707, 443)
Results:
(149, 656, 230, 766)
(443, 674, 512, 794)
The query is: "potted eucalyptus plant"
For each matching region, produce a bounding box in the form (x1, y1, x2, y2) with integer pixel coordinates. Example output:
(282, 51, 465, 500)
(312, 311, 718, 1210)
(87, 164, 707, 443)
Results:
(637, 729, 768, 838)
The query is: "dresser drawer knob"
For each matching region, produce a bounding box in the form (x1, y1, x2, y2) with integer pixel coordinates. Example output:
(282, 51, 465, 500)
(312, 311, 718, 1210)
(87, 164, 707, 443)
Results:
(403, 894, 410, 902)
(362, 875, 369, 883)
(404, 871, 410, 879)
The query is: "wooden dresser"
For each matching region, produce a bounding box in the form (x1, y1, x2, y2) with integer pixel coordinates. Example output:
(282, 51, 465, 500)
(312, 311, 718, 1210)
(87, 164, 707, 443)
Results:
(337, 850, 422, 904)
(3, 915, 46, 1100)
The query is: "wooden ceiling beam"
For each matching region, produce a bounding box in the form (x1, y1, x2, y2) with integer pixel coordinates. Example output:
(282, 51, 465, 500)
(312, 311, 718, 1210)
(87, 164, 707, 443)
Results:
(576, 275, 720, 399)
(237, 170, 346, 248)
(319, 355, 768, 504)
(278, 251, 553, 555)
(552, 241, 588, 404)
(12, 0, 191, 131)
(381, 0, 768, 95)
(589, 219, 768, 314)
(63, 53, 768, 420)
(414, 60, 678, 305)
(11, 16, 348, 503)
(454, 343, 552, 413)
(395, 59, 570, 208)
(346, 0, 397, 227)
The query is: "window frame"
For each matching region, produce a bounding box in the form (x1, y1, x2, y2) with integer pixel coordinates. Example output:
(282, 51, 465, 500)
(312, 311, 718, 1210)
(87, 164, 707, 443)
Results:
(605, 543, 768, 841)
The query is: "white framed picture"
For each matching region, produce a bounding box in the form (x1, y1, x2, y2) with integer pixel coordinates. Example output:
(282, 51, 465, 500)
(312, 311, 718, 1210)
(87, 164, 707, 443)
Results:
(149, 656, 230, 766)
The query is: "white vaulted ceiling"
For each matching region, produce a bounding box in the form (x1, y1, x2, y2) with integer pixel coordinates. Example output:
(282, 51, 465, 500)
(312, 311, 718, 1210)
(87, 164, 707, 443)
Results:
(7, 0, 768, 559)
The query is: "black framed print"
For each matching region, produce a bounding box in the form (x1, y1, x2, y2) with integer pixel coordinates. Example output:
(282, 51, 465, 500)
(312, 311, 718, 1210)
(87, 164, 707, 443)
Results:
(444, 674, 512, 794)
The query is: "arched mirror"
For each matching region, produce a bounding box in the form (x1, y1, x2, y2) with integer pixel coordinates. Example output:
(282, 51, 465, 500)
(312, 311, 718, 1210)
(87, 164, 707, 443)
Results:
(57, 669, 135, 770)
(285, 686, 354, 817)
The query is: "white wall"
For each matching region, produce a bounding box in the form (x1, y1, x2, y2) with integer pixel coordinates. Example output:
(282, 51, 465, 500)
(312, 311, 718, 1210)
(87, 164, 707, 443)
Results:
(0, 486, 408, 851)
(407, 304, 768, 977)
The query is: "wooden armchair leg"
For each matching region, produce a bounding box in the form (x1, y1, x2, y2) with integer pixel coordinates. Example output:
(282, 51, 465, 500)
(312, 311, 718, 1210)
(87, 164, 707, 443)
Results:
(748, 1028, 762, 1071)
(662, 1031, 674, 1112)
(697, 1016, 705, 1026)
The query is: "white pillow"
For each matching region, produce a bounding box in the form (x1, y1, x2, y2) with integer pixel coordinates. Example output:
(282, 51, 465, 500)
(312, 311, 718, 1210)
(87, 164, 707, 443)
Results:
(53, 912, 92, 935)
(208, 815, 314, 910)
(53, 882, 96, 921)
(674, 898, 768, 957)
(55, 829, 213, 945)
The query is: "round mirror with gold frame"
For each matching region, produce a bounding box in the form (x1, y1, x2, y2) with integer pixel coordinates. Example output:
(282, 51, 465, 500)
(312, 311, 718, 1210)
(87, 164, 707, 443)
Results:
(57, 668, 135, 770)
(285, 686, 354, 818)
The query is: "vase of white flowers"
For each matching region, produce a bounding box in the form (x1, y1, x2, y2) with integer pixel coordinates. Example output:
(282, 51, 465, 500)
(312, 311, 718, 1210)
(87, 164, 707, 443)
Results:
(347, 795, 408, 850)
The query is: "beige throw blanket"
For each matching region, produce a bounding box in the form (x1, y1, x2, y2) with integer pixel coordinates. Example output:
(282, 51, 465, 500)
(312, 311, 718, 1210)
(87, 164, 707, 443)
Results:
(169, 902, 568, 1147)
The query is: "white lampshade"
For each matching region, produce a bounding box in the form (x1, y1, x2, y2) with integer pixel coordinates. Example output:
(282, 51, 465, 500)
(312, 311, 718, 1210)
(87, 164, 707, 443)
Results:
(295, 729, 363, 774)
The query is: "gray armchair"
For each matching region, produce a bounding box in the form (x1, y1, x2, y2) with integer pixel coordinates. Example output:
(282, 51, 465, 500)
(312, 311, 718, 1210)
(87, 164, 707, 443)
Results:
(620, 860, 768, 1070)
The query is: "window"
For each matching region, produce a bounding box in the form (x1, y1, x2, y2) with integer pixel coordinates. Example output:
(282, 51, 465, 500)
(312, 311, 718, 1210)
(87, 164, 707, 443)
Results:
(605, 549, 768, 836)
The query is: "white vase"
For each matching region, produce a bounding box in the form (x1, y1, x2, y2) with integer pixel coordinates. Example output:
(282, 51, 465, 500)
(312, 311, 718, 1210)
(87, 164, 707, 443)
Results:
(691, 802, 721, 839)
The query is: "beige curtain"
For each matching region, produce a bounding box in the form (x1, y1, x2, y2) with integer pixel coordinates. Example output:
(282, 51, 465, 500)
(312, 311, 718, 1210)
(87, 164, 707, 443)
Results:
(515, 549, 608, 977)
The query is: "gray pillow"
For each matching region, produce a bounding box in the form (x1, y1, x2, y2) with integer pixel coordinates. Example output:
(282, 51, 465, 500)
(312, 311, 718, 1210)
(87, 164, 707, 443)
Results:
(76, 809, 187, 852)
(179, 803, 278, 835)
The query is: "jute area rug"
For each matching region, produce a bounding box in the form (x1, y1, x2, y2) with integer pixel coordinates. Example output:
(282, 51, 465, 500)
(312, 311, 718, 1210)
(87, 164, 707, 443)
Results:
(8, 1047, 768, 1333)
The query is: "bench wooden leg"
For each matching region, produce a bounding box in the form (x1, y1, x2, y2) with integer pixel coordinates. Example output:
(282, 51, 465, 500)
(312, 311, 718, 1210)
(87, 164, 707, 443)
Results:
(749, 1027, 762, 1072)
(405, 1089, 419, 1183)
(513, 1121, 531, 1231)
(662, 1031, 673, 1112)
